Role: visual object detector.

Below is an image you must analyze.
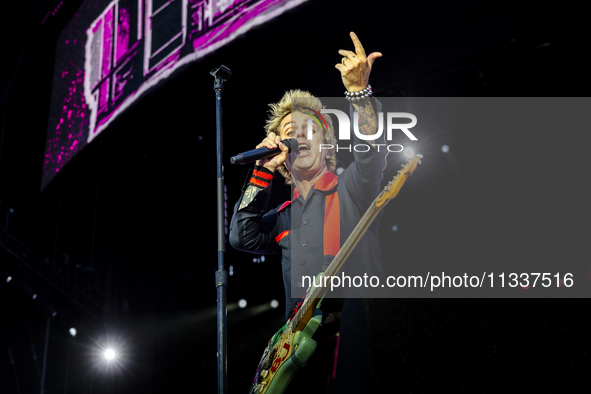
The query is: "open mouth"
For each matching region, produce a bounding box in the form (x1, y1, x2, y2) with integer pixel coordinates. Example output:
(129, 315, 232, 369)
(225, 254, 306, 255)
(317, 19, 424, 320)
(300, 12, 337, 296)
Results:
(296, 144, 310, 157)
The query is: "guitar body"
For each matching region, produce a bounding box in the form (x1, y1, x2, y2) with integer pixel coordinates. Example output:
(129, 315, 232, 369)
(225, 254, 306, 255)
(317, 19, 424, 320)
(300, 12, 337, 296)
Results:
(252, 312, 323, 394)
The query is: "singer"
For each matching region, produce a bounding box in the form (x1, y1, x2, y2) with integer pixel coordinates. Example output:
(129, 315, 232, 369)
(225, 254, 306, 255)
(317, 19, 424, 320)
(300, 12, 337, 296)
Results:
(229, 32, 387, 394)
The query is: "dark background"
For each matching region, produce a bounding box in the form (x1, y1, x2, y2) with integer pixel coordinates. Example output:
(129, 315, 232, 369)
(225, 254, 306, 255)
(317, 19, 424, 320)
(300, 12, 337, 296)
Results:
(1, 0, 590, 393)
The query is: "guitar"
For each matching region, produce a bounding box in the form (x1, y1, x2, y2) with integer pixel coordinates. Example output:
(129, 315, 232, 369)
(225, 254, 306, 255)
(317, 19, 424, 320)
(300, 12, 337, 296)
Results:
(250, 154, 422, 394)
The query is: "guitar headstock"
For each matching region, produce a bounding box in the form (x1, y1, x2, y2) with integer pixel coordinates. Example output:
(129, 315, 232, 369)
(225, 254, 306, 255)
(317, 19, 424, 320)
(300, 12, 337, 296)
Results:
(375, 154, 422, 208)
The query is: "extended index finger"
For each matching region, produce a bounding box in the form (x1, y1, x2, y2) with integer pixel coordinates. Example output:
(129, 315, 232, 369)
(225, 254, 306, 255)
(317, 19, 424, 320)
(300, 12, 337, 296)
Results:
(350, 32, 366, 58)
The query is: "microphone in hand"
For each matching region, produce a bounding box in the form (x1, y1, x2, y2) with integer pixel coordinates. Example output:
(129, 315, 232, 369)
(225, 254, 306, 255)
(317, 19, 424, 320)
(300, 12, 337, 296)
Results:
(230, 139, 298, 165)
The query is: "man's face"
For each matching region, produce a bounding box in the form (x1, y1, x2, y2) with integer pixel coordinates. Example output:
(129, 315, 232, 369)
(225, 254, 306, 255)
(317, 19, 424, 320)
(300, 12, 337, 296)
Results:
(278, 111, 328, 179)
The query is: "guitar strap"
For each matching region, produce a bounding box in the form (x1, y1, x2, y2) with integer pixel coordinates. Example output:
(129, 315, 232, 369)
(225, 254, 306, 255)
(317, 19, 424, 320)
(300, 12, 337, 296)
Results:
(321, 190, 343, 325)
(323, 190, 340, 271)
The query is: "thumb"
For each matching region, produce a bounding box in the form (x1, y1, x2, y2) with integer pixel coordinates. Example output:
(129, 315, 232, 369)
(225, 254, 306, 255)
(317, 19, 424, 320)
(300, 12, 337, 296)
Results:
(367, 52, 382, 67)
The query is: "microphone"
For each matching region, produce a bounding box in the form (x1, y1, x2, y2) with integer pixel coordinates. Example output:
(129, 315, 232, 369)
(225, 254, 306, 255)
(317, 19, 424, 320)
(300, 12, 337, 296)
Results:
(230, 138, 298, 165)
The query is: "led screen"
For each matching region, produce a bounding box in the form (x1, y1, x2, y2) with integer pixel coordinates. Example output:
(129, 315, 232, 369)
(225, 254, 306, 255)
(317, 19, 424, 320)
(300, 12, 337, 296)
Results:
(42, 0, 306, 189)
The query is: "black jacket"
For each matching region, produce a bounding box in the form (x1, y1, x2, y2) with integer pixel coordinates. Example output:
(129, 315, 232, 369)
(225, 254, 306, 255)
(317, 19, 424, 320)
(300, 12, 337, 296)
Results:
(230, 102, 389, 320)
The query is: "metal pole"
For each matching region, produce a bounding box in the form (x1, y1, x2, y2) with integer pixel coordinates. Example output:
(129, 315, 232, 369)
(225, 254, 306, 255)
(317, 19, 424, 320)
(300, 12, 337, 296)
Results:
(210, 64, 231, 394)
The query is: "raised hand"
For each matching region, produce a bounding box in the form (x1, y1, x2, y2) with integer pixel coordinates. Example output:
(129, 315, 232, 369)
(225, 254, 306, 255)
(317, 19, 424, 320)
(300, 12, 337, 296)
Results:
(335, 32, 382, 92)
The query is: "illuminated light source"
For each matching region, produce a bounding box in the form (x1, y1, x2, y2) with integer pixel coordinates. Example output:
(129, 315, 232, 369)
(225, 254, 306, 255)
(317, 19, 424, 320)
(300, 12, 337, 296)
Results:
(238, 299, 247, 308)
(403, 147, 415, 158)
(252, 255, 266, 263)
(69, 327, 77, 337)
(42, 0, 314, 189)
(391, 225, 398, 232)
(441, 144, 450, 153)
(104, 349, 116, 360)
(6, 276, 11, 283)
(270, 300, 279, 309)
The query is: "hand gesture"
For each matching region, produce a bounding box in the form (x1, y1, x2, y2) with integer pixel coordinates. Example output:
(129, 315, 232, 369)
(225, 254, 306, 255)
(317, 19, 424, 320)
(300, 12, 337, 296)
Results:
(335, 32, 382, 92)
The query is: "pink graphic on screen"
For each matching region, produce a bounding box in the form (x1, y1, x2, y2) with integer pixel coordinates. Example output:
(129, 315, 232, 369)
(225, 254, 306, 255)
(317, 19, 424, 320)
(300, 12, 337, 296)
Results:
(42, 0, 307, 189)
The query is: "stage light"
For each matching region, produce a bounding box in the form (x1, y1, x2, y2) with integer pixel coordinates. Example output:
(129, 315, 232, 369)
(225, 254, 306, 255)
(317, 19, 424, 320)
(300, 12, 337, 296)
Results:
(403, 147, 415, 158)
(252, 255, 265, 263)
(270, 300, 279, 309)
(391, 225, 398, 232)
(95, 337, 128, 369)
(441, 144, 450, 153)
(104, 349, 116, 360)
(6, 276, 11, 282)
(238, 299, 247, 308)
(69, 327, 77, 337)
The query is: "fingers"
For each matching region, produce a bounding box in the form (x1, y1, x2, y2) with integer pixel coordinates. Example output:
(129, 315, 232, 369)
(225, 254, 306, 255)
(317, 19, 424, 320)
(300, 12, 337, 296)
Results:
(338, 49, 357, 60)
(335, 63, 347, 74)
(277, 142, 288, 158)
(277, 137, 287, 150)
(256, 132, 279, 150)
(255, 134, 289, 170)
(255, 133, 290, 154)
(349, 31, 366, 58)
(367, 52, 382, 67)
(340, 32, 381, 66)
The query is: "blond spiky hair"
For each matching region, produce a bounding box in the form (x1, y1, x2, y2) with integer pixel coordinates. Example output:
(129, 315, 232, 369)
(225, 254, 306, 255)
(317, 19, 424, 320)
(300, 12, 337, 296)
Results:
(264, 90, 337, 184)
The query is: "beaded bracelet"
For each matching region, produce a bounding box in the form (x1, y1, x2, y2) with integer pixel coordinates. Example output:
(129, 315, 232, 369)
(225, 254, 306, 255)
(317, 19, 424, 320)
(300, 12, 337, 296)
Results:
(344, 84, 372, 102)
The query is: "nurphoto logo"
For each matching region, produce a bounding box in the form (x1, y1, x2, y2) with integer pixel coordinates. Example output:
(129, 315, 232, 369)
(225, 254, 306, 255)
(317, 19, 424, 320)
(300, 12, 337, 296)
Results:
(303, 106, 418, 153)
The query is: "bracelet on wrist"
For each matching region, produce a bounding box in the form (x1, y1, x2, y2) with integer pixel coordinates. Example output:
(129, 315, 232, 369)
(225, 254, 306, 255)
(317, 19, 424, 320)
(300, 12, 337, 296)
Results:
(345, 84, 372, 102)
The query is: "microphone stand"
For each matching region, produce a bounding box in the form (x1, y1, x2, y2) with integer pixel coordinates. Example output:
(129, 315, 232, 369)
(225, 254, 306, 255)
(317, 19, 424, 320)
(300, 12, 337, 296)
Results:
(210, 65, 231, 394)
